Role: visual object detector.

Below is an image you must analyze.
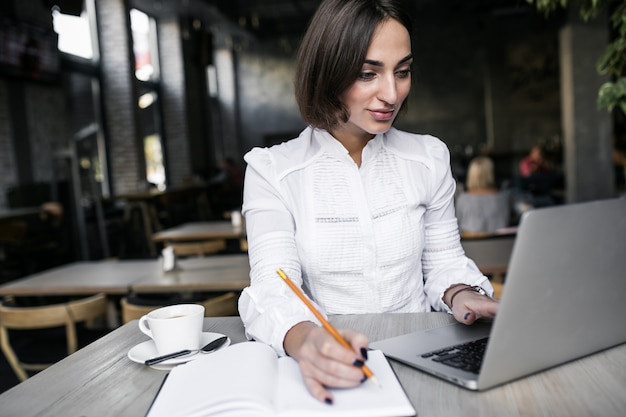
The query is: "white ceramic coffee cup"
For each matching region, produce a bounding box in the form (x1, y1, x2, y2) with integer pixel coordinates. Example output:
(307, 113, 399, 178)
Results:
(138, 304, 204, 355)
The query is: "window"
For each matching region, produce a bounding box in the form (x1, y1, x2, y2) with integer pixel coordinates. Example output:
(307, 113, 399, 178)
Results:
(130, 9, 159, 81)
(131, 9, 166, 189)
(51, 0, 109, 199)
(52, 1, 97, 61)
(138, 89, 166, 189)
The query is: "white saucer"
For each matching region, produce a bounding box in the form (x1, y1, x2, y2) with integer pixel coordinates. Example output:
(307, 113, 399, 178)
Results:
(128, 332, 230, 370)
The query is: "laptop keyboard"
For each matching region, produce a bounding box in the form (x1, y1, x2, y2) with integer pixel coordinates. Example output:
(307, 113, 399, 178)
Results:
(420, 337, 489, 374)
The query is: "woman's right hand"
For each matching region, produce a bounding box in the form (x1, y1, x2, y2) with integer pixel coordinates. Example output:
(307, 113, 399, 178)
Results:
(284, 321, 370, 404)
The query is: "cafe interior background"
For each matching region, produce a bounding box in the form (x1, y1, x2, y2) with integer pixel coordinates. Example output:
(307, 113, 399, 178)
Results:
(0, 0, 624, 392)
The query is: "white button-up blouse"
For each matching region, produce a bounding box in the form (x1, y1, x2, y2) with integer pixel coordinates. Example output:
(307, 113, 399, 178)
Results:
(239, 126, 492, 355)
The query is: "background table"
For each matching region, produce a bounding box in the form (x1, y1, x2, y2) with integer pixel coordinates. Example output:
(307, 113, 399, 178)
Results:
(130, 254, 250, 293)
(0, 256, 250, 327)
(0, 260, 153, 296)
(0, 313, 624, 417)
(0, 255, 250, 297)
(152, 221, 247, 254)
(152, 221, 245, 243)
(0, 259, 159, 327)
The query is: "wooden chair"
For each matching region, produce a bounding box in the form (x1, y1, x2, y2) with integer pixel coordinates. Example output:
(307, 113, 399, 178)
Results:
(120, 291, 238, 324)
(0, 293, 108, 381)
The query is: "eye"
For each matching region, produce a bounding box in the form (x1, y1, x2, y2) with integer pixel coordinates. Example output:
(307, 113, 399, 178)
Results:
(395, 68, 412, 79)
(358, 71, 377, 81)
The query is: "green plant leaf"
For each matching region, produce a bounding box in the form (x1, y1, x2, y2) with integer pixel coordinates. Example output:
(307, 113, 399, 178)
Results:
(526, 0, 568, 16)
(596, 39, 626, 77)
(597, 77, 626, 115)
(612, 3, 626, 37)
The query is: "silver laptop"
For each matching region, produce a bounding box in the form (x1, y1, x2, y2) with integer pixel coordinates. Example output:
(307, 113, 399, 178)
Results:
(371, 197, 626, 390)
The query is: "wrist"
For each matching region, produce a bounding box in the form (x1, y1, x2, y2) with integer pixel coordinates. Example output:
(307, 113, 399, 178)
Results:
(284, 321, 317, 358)
(443, 284, 470, 309)
(447, 285, 489, 309)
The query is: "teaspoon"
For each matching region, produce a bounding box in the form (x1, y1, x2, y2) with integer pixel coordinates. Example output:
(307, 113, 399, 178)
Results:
(144, 336, 229, 365)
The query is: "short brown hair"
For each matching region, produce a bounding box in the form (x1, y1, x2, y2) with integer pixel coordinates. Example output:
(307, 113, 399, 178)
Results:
(294, 0, 412, 131)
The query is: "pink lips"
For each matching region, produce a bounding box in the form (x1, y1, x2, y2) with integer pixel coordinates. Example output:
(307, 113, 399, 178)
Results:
(369, 108, 395, 121)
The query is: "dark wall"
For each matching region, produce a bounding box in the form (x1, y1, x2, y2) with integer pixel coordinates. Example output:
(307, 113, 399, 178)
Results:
(231, 7, 563, 186)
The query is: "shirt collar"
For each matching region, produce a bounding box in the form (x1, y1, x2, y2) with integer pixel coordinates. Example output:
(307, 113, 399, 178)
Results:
(312, 128, 385, 163)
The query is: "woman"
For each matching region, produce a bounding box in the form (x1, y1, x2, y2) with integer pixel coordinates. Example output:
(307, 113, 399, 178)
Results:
(519, 144, 549, 177)
(456, 155, 511, 235)
(239, 0, 498, 404)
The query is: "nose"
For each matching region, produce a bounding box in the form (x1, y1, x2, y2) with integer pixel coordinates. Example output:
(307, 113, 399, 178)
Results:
(378, 74, 398, 105)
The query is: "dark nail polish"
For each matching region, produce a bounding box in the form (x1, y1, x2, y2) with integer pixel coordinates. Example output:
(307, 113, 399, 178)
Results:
(325, 397, 333, 405)
(360, 375, 368, 383)
(464, 312, 471, 320)
(353, 359, 364, 368)
(360, 347, 368, 360)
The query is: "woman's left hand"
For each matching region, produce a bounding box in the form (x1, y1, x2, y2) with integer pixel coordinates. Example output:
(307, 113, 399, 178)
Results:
(450, 289, 499, 324)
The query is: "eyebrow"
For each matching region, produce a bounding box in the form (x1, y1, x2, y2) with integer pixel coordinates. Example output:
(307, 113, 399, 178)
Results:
(364, 53, 413, 67)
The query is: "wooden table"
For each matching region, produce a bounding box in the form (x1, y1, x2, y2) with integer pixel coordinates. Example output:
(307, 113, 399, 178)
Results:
(0, 256, 250, 297)
(0, 260, 155, 297)
(152, 221, 245, 243)
(0, 260, 159, 327)
(0, 313, 624, 417)
(130, 254, 250, 293)
(152, 221, 247, 254)
(0, 256, 250, 326)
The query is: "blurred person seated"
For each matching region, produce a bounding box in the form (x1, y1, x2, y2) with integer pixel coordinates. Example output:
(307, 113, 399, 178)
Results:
(455, 156, 511, 236)
(515, 144, 563, 210)
(519, 144, 550, 177)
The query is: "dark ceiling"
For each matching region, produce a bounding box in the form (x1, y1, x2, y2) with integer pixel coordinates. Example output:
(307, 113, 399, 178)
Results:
(207, 0, 322, 39)
(206, 0, 535, 39)
(130, 0, 537, 40)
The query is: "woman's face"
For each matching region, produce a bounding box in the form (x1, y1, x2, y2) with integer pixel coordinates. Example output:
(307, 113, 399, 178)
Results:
(334, 18, 412, 142)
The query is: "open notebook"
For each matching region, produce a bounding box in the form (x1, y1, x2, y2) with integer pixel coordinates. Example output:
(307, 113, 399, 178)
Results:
(146, 341, 415, 417)
(372, 197, 626, 390)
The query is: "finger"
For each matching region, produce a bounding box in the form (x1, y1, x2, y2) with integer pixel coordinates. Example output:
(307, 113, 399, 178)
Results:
(466, 296, 499, 321)
(313, 329, 366, 366)
(453, 307, 474, 324)
(338, 329, 370, 359)
(463, 310, 476, 324)
(302, 375, 334, 405)
(310, 352, 367, 386)
(300, 357, 364, 389)
(481, 299, 499, 318)
(453, 296, 499, 324)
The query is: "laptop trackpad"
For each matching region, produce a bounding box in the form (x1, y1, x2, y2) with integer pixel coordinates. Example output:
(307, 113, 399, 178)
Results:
(425, 320, 492, 342)
(371, 320, 493, 357)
